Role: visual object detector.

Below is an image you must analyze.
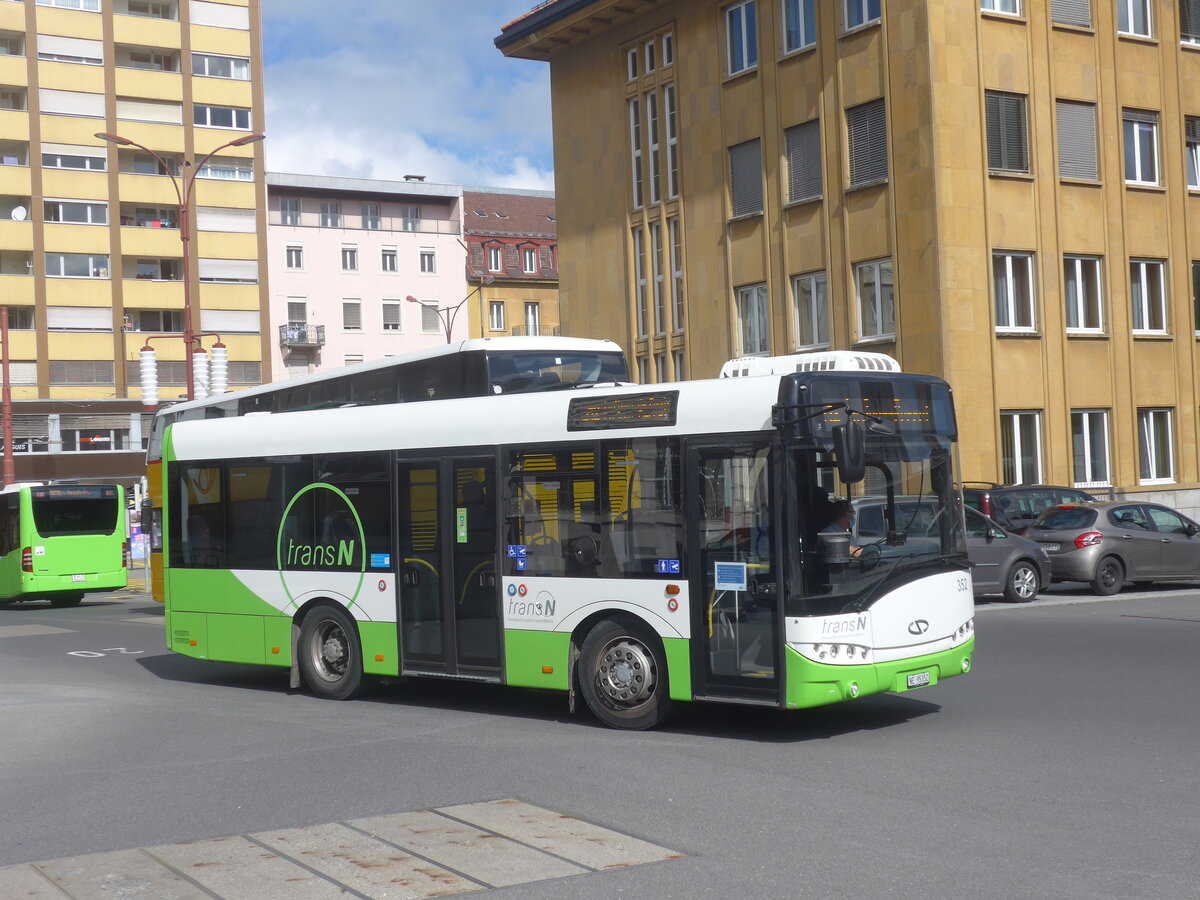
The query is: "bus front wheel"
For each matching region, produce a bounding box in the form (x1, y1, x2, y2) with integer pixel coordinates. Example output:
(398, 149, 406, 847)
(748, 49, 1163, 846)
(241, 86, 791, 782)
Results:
(298, 604, 364, 700)
(579, 617, 672, 730)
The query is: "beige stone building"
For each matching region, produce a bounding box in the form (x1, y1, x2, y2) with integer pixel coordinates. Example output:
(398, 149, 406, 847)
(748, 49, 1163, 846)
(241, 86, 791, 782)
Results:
(499, 0, 1200, 509)
(0, 0, 266, 483)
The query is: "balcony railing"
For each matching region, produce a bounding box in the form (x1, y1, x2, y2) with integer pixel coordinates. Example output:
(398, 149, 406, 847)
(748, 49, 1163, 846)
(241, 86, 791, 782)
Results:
(269, 210, 460, 235)
(279, 323, 325, 347)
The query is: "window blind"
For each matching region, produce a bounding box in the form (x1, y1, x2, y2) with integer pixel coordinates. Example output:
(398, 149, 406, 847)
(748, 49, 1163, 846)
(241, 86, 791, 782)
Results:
(198, 258, 258, 282)
(1056, 100, 1098, 180)
(1051, 0, 1091, 27)
(199, 309, 259, 332)
(196, 206, 256, 233)
(115, 97, 182, 124)
(729, 138, 763, 217)
(36, 34, 102, 61)
(189, 1, 250, 29)
(985, 92, 1029, 172)
(39, 89, 104, 117)
(847, 99, 888, 185)
(784, 119, 822, 202)
(46, 306, 111, 330)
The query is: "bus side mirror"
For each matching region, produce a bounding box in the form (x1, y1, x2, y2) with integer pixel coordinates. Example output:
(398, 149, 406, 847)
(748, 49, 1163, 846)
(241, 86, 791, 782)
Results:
(832, 422, 866, 484)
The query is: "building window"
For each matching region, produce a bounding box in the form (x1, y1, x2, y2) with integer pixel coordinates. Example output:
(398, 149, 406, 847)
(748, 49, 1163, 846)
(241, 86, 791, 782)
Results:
(664, 85, 680, 199)
(628, 97, 644, 209)
(669, 217, 685, 332)
(381, 247, 397, 272)
(784, 119, 822, 202)
(633, 226, 648, 338)
(792, 271, 829, 349)
(1186, 117, 1200, 189)
(361, 203, 380, 230)
(1137, 408, 1173, 483)
(985, 91, 1029, 173)
(1071, 409, 1110, 487)
(644, 39, 656, 73)
(726, 0, 758, 76)
(192, 53, 249, 80)
(1193, 261, 1200, 334)
(1052, 0, 1092, 27)
(46, 253, 108, 278)
(319, 201, 341, 228)
(401, 206, 420, 231)
(844, 0, 881, 30)
(637, 357, 648, 383)
(125, 0, 172, 17)
(130, 309, 183, 332)
(49, 361, 114, 385)
(489, 301, 505, 331)
(342, 301, 362, 331)
(525, 302, 540, 336)
(1000, 411, 1042, 485)
(662, 32, 674, 66)
(626, 47, 638, 81)
(1184, 1, 1200, 44)
(1123, 109, 1159, 185)
(37, 0, 101, 9)
(783, 0, 816, 52)
(646, 91, 661, 204)
(341, 246, 358, 271)
(650, 223, 666, 334)
(1130, 259, 1166, 333)
(736, 283, 769, 356)
(981, 0, 1019, 14)
(673, 349, 685, 380)
(1056, 100, 1098, 181)
(193, 104, 250, 130)
(1064, 255, 1103, 332)
(729, 138, 763, 217)
(44, 200, 107, 225)
(855, 258, 894, 340)
(420, 303, 440, 333)
(344, 355, 364, 368)
(654, 354, 665, 383)
(846, 98, 888, 186)
(1117, 0, 1151, 37)
(382, 302, 401, 331)
(286, 300, 307, 325)
(197, 156, 253, 181)
(42, 150, 105, 172)
(487, 246, 503, 272)
(522, 247, 537, 274)
(420, 248, 436, 273)
(286, 245, 303, 270)
(993, 251, 1035, 331)
(279, 197, 300, 226)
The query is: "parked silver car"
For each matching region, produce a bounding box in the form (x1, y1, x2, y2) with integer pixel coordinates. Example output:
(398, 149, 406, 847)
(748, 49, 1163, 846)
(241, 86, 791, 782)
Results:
(854, 500, 1049, 602)
(1025, 501, 1200, 595)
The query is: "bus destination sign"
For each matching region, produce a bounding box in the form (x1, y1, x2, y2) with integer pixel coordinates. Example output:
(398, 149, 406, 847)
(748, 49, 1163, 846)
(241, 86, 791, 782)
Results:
(567, 391, 679, 431)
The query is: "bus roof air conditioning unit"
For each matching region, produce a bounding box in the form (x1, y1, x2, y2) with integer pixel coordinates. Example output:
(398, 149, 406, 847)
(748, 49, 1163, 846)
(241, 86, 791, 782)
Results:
(719, 350, 901, 378)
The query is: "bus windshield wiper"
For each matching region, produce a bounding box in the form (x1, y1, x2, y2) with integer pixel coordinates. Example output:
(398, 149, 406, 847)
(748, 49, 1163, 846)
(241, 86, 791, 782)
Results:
(842, 552, 969, 613)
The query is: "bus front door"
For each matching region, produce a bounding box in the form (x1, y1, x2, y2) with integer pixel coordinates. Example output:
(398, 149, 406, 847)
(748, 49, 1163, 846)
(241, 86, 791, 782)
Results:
(688, 441, 781, 704)
(396, 457, 500, 676)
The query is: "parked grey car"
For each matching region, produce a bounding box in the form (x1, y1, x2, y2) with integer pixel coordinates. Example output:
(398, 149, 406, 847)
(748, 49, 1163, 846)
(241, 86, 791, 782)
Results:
(1025, 501, 1200, 595)
(854, 500, 1049, 602)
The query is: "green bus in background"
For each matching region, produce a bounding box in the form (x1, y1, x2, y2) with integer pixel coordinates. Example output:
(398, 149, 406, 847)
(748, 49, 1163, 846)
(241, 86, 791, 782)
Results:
(0, 484, 128, 607)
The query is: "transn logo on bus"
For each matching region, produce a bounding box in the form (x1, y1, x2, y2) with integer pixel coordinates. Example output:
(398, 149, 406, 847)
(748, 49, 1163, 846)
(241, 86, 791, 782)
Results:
(822, 614, 867, 635)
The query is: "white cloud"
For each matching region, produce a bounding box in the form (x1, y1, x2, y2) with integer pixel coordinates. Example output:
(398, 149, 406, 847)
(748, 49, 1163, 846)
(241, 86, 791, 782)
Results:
(261, 0, 553, 190)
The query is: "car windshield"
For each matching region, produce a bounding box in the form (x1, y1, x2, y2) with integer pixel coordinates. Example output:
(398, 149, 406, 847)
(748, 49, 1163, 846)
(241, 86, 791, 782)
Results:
(1030, 507, 1096, 530)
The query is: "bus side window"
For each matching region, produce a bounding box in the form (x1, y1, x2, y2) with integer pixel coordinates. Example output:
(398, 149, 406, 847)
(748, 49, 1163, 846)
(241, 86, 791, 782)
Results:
(0, 495, 18, 556)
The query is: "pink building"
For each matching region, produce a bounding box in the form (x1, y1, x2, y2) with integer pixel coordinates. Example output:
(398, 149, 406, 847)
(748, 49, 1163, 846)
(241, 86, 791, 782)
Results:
(266, 173, 467, 379)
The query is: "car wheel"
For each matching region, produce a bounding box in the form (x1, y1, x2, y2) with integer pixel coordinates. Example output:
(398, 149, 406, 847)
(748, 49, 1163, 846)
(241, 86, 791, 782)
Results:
(298, 604, 365, 700)
(579, 617, 672, 730)
(1003, 560, 1040, 603)
(1090, 556, 1125, 596)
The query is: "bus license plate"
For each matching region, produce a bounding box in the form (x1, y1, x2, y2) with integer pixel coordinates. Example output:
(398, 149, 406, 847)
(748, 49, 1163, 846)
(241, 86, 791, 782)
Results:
(906, 672, 931, 689)
(71, 574, 85, 582)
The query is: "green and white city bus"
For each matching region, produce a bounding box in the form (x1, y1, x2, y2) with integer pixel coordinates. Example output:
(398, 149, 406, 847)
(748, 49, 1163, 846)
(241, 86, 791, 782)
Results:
(0, 484, 128, 607)
(161, 356, 974, 729)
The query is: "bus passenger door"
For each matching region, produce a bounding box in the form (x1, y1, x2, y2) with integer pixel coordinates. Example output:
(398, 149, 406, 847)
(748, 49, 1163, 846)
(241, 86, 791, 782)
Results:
(396, 457, 500, 676)
(687, 441, 781, 703)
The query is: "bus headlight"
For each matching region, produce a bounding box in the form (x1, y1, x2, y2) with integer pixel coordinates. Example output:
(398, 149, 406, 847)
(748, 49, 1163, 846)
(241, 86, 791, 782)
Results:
(961, 657, 972, 673)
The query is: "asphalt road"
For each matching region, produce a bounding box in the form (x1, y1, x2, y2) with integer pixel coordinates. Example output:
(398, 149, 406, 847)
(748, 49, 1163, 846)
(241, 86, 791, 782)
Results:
(1, 584, 1198, 898)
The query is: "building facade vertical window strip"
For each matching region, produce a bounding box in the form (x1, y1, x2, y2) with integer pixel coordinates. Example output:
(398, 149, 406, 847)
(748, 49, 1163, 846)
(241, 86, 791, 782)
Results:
(672, 349, 685, 380)
(993, 251, 1036, 331)
(782, 0, 816, 52)
(1071, 409, 1111, 487)
(664, 84, 679, 199)
(784, 119, 822, 202)
(1051, 0, 1092, 28)
(1123, 109, 1159, 185)
(736, 283, 769, 356)
(1129, 259, 1166, 332)
(1192, 261, 1200, 334)
(792, 271, 829, 348)
(1064, 255, 1103, 332)
(1185, 116, 1200, 189)
(985, 91, 1029, 173)
(632, 226, 648, 339)
(279, 196, 300, 225)
(846, 99, 888, 186)
(855, 258, 895, 340)
(1137, 408, 1174, 483)
(1056, 100, 1098, 180)
(628, 97, 644, 209)
(487, 245, 503, 272)
(726, 0, 757, 76)
(651, 221, 665, 334)
(662, 32, 674, 66)
(1000, 410, 1042, 485)
(646, 90, 661, 205)
(1117, 0, 1152, 37)
(669, 217, 685, 332)
(524, 302, 540, 336)
(729, 138, 763, 217)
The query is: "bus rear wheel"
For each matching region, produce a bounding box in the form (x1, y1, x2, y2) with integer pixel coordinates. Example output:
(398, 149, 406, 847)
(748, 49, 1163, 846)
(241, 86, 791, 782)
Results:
(50, 593, 84, 608)
(579, 617, 672, 730)
(298, 604, 364, 700)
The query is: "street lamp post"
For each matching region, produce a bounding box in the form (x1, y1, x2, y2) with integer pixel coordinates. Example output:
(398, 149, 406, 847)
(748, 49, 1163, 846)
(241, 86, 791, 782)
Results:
(406, 276, 494, 343)
(95, 131, 265, 402)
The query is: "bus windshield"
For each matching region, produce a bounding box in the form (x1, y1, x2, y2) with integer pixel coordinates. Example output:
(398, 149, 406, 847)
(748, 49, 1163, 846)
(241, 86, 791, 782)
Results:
(487, 351, 629, 394)
(30, 486, 121, 537)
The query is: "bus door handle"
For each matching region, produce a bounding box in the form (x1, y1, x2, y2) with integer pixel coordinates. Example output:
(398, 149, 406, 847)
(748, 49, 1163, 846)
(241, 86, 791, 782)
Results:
(478, 572, 496, 588)
(401, 567, 420, 586)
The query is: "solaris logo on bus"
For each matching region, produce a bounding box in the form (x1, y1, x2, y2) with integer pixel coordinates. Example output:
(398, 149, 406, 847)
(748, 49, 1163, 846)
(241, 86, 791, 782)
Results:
(276, 483, 367, 609)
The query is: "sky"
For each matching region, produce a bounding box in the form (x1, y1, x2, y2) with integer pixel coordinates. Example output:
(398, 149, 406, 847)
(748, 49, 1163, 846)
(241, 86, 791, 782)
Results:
(260, 1, 555, 191)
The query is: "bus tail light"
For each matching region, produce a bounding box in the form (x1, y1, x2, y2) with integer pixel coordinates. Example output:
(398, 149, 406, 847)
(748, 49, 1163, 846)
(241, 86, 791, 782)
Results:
(122, 542, 129, 568)
(1075, 531, 1103, 549)
(21, 547, 32, 573)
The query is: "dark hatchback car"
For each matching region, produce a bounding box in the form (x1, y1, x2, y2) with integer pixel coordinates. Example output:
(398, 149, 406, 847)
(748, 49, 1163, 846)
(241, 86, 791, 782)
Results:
(1025, 501, 1200, 595)
(963, 483, 1098, 534)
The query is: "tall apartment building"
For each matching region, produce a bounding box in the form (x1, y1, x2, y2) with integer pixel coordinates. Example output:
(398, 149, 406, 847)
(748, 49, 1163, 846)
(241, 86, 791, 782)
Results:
(498, 0, 1200, 510)
(462, 188, 559, 339)
(0, 0, 266, 484)
(266, 173, 467, 376)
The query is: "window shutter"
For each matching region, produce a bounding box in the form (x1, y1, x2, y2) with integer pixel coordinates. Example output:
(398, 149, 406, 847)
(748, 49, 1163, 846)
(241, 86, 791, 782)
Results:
(342, 302, 362, 330)
(729, 138, 763, 217)
(785, 119, 822, 202)
(1124, 109, 1157, 125)
(199, 309, 259, 332)
(37, 35, 103, 61)
(196, 207, 256, 233)
(198, 258, 258, 282)
(115, 97, 183, 124)
(287, 301, 307, 323)
(46, 307, 111, 330)
(986, 92, 1028, 172)
(1056, 100, 1097, 180)
(1050, 0, 1092, 27)
(0, 363, 37, 387)
(1185, 117, 1200, 145)
(41, 141, 105, 160)
(39, 89, 104, 117)
(382, 303, 401, 328)
(1182, 0, 1200, 42)
(847, 99, 888, 185)
(189, 0, 250, 29)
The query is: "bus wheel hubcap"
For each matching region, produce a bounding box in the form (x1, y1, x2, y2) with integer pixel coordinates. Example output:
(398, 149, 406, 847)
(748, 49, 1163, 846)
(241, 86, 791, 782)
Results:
(596, 638, 654, 707)
(315, 623, 347, 678)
